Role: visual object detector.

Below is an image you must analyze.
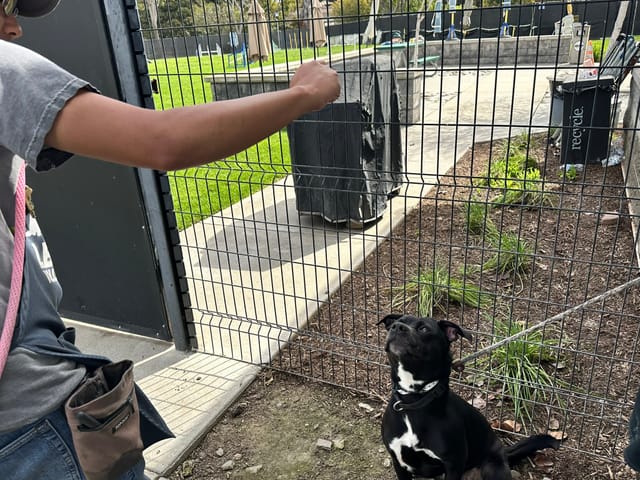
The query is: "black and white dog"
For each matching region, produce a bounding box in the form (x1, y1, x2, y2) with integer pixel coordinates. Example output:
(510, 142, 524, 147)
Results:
(379, 314, 560, 480)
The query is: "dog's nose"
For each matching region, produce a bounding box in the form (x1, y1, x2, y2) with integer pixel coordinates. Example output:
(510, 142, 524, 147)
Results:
(391, 322, 409, 332)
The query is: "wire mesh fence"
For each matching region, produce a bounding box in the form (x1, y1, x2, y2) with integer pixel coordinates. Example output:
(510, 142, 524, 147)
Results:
(138, 0, 640, 472)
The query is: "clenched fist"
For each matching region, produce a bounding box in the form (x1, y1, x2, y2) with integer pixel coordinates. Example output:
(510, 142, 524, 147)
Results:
(290, 60, 340, 112)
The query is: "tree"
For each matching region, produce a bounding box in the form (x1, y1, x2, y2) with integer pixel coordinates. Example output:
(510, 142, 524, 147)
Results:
(138, 0, 248, 39)
(332, 0, 372, 23)
(607, 0, 630, 56)
(143, 0, 160, 40)
(479, 0, 540, 5)
(331, 0, 423, 21)
(138, 0, 196, 38)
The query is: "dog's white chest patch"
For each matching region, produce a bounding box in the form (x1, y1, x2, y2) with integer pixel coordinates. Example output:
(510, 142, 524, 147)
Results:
(389, 416, 441, 472)
(397, 362, 423, 392)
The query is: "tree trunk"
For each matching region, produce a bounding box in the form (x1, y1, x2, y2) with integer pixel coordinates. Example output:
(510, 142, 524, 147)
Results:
(362, 0, 380, 45)
(462, 0, 473, 28)
(411, 0, 428, 66)
(146, 0, 160, 41)
(607, 0, 630, 58)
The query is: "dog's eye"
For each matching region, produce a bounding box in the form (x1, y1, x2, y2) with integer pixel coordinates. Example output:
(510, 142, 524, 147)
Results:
(418, 325, 427, 332)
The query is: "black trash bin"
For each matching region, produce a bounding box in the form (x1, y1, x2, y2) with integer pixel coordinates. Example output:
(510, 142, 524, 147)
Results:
(560, 76, 616, 164)
(288, 103, 375, 224)
(287, 56, 404, 225)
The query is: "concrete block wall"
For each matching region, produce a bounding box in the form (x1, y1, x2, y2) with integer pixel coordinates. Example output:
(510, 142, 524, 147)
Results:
(207, 68, 423, 125)
(424, 35, 571, 66)
(205, 73, 290, 101)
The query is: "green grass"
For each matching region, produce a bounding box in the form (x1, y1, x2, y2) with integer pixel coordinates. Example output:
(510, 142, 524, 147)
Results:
(150, 46, 358, 230)
(462, 202, 534, 278)
(591, 38, 608, 64)
(592, 36, 640, 63)
(148, 45, 358, 109)
(476, 314, 563, 424)
(392, 264, 492, 317)
(169, 131, 290, 231)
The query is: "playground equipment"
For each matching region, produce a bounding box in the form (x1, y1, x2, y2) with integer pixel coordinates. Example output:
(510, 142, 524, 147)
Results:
(500, 0, 511, 37)
(226, 31, 247, 68)
(446, 0, 457, 41)
(530, 2, 545, 36)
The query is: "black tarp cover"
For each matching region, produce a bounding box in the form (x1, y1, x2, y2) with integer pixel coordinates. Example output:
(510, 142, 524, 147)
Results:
(287, 56, 404, 225)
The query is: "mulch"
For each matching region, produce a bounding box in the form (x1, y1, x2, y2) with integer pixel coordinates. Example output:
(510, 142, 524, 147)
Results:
(275, 132, 640, 478)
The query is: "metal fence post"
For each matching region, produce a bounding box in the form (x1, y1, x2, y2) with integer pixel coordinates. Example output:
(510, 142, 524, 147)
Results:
(100, 0, 192, 352)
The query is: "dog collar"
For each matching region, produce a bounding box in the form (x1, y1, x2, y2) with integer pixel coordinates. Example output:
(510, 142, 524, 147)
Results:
(392, 380, 447, 412)
(396, 379, 439, 396)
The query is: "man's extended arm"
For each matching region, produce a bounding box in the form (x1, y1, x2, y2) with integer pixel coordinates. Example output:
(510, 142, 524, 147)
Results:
(44, 61, 340, 171)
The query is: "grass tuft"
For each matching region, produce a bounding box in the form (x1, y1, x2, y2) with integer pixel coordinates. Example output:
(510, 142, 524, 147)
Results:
(476, 314, 564, 424)
(482, 231, 533, 276)
(463, 199, 498, 237)
(393, 264, 492, 316)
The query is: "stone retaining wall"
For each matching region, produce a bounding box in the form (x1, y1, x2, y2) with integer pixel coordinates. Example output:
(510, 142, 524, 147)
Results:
(423, 34, 571, 66)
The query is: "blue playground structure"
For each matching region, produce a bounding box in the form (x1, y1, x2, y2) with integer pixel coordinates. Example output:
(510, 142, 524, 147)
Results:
(500, 0, 511, 37)
(446, 0, 457, 40)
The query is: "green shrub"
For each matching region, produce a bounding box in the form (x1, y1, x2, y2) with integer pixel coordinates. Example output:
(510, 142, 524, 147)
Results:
(478, 139, 538, 190)
(490, 167, 552, 207)
(560, 164, 578, 181)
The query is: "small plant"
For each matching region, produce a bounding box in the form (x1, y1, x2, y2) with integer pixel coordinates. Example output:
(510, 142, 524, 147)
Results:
(392, 264, 492, 317)
(478, 157, 516, 189)
(509, 131, 533, 154)
(490, 167, 552, 207)
(482, 231, 533, 276)
(476, 314, 564, 424)
(476, 134, 548, 209)
(478, 149, 538, 190)
(560, 164, 578, 181)
(564, 164, 578, 181)
(462, 199, 497, 237)
(492, 133, 529, 161)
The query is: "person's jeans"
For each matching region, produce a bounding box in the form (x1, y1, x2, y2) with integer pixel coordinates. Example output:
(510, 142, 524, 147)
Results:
(0, 406, 147, 480)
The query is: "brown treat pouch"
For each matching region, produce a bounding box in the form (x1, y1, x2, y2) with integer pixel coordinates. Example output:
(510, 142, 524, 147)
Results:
(64, 360, 143, 480)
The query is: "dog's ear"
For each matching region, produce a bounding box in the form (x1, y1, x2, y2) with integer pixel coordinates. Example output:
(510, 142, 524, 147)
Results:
(378, 314, 403, 331)
(438, 320, 473, 343)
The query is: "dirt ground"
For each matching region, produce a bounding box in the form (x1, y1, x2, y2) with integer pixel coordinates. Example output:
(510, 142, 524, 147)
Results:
(171, 134, 640, 480)
(169, 369, 395, 480)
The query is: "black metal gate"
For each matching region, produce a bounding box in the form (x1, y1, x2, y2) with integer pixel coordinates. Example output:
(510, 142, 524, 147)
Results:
(17, 0, 189, 345)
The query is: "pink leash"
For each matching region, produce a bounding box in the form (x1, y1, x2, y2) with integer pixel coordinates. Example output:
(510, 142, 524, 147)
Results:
(0, 161, 26, 376)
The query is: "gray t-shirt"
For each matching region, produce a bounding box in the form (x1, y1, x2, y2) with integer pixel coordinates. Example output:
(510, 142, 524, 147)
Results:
(0, 40, 95, 431)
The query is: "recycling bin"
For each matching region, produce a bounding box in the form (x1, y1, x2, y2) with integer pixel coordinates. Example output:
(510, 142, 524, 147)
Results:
(561, 76, 616, 164)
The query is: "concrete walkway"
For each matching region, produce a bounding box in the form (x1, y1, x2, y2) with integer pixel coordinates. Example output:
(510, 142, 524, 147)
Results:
(72, 67, 630, 479)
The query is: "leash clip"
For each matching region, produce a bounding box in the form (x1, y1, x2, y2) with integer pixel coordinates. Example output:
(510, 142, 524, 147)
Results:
(392, 400, 405, 412)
